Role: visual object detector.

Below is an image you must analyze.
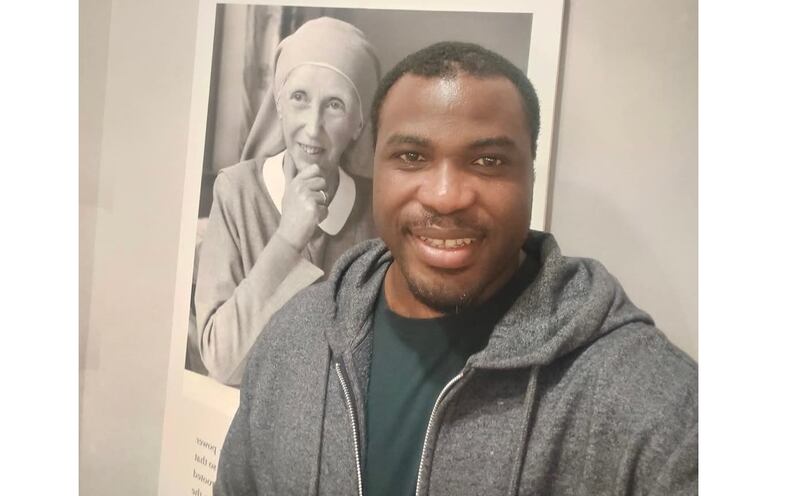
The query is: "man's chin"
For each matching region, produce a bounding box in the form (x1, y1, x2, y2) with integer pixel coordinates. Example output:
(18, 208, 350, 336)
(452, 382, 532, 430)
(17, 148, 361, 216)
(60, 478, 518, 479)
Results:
(405, 274, 479, 315)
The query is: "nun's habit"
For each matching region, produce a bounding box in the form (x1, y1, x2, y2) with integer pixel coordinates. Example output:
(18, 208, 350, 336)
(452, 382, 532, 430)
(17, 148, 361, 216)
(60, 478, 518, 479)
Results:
(194, 17, 380, 386)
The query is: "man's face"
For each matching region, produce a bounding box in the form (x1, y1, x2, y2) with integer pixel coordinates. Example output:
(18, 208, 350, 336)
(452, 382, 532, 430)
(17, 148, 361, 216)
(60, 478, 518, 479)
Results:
(373, 73, 534, 316)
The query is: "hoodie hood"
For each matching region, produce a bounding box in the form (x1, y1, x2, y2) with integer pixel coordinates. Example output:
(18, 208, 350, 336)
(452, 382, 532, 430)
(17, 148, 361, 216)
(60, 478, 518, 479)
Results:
(322, 231, 653, 369)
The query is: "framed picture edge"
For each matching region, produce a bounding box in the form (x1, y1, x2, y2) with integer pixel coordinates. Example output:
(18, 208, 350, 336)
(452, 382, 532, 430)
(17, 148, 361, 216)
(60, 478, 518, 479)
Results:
(158, 1, 565, 492)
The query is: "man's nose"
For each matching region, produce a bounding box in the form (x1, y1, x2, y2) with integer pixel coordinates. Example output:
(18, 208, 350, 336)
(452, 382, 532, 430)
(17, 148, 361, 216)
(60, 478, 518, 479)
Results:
(417, 161, 476, 215)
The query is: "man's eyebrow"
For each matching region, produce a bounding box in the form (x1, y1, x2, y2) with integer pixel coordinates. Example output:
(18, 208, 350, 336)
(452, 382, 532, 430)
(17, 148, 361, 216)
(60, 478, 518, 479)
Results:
(468, 136, 516, 149)
(384, 133, 431, 147)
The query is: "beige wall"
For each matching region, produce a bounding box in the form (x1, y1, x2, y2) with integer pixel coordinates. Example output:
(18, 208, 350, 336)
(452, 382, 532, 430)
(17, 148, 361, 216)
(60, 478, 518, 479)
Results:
(79, 0, 697, 494)
(79, 0, 111, 381)
(80, 0, 199, 494)
(548, 0, 697, 359)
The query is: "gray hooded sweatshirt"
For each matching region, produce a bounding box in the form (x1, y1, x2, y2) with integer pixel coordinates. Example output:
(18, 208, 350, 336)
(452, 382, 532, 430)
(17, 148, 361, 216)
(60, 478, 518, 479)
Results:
(214, 231, 698, 496)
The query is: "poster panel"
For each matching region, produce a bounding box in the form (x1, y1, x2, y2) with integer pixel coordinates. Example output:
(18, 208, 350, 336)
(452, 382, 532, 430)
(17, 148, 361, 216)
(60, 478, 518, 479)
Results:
(159, 1, 564, 494)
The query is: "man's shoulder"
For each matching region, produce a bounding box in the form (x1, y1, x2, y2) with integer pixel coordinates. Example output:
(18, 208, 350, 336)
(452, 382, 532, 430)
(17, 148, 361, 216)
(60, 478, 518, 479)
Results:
(529, 323, 696, 493)
(251, 281, 333, 355)
(245, 239, 389, 376)
(567, 323, 697, 425)
(240, 283, 334, 397)
(528, 229, 697, 410)
(590, 321, 695, 371)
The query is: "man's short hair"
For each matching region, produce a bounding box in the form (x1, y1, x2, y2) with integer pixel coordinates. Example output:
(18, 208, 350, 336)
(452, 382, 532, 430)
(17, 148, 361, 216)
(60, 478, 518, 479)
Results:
(370, 41, 541, 158)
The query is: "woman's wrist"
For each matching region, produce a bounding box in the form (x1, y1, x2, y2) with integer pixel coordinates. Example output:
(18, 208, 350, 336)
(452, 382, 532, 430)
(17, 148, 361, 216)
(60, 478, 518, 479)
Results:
(274, 225, 307, 253)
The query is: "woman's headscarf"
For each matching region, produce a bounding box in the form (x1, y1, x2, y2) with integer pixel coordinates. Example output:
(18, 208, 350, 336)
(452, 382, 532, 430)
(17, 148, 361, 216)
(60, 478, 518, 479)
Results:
(240, 17, 381, 177)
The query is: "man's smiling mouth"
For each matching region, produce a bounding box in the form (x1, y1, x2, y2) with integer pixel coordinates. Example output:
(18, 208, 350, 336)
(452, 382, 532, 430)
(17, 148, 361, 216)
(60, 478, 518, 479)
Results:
(418, 236, 476, 249)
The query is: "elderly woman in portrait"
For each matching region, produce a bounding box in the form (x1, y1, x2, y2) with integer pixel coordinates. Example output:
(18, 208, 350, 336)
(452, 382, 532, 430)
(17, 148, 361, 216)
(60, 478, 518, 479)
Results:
(194, 17, 380, 386)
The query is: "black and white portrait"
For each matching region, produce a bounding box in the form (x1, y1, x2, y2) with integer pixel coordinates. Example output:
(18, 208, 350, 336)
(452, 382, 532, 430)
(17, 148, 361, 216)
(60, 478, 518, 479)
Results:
(183, 4, 536, 387)
(152, 2, 562, 491)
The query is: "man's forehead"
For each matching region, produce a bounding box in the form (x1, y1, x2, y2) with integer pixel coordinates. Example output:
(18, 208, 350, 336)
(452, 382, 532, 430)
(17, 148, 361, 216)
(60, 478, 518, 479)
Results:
(377, 73, 530, 149)
(385, 72, 521, 104)
(398, 75, 466, 107)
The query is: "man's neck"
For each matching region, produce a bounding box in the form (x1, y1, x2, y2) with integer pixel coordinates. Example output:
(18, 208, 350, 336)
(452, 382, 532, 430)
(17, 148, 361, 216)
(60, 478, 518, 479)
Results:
(383, 264, 442, 319)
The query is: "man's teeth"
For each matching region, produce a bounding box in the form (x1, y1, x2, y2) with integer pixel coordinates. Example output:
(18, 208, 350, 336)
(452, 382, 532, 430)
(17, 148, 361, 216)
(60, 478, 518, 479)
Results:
(300, 144, 324, 155)
(419, 236, 476, 248)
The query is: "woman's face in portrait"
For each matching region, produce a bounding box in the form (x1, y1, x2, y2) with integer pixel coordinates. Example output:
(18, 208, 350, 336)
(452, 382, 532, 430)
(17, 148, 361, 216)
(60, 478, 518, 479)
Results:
(278, 64, 362, 174)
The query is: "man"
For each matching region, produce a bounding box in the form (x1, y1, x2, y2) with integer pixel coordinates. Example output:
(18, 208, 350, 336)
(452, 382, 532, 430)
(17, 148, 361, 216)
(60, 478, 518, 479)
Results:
(214, 42, 697, 496)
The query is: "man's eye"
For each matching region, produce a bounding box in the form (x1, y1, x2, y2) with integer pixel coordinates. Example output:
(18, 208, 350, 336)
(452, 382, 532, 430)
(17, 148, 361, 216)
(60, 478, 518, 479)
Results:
(474, 156, 503, 168)
(399, 152, 425, 163)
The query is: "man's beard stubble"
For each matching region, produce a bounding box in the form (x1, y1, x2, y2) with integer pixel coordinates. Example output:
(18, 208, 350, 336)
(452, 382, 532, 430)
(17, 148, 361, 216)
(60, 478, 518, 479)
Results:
(401, 262, 476, 314)
(396, 209, 489, 314)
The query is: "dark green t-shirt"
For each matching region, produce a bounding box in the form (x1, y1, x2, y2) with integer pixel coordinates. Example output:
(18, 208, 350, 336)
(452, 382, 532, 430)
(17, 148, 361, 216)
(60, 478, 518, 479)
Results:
(364, 255, 539, 496)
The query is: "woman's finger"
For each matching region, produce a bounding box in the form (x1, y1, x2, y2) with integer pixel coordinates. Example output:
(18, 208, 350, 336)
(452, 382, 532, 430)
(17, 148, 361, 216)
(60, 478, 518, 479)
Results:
(295, 176, 326, 192)
(295, 163, 323, 180)
(297, 186, 326, 205)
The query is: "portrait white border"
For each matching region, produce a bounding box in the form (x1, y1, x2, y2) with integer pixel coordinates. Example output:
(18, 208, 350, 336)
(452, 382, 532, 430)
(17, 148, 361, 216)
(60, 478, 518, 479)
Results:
(158, 1, 565, 493)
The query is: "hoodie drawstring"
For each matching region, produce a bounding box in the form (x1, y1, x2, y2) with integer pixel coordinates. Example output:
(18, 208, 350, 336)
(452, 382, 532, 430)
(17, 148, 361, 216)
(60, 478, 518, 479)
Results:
(507, 367, 539, 496)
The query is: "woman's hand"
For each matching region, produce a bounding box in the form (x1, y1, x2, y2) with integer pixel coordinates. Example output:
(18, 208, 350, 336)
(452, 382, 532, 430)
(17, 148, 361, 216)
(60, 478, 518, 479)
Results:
(276, 163, 329, 251)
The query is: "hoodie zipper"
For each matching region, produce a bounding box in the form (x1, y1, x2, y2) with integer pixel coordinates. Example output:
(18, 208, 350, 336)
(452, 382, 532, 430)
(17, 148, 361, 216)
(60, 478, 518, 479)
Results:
(335, 361, 364, 496)
(414, 370, 466, 496)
